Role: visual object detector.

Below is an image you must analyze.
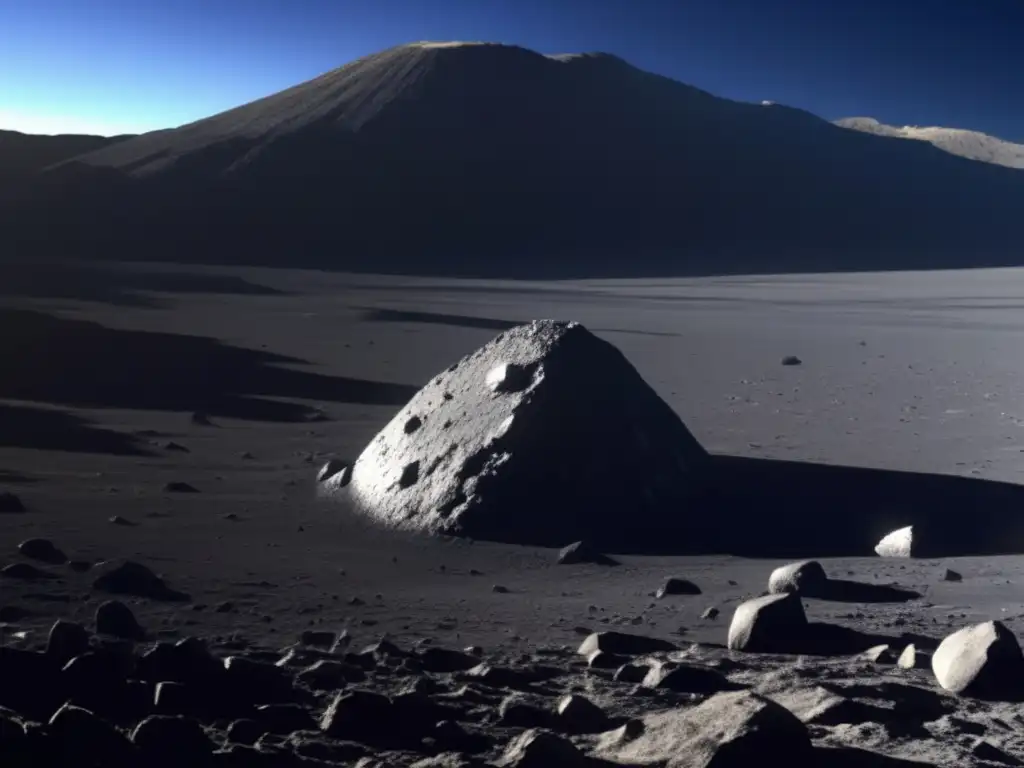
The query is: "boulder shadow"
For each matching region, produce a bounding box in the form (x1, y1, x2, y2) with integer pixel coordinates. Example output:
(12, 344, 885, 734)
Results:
(812, 579, 921, 604)
(0, 308, 418, 422)
(0, 403, 149, 456)
(0, 260, 285, 307)
(798, 623, 939, 657)
(359, 307, 521, 331)
(683, 454, 1024, 558)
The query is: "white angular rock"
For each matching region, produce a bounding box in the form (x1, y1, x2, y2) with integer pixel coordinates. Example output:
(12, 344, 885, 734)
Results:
(767, 560, 828, 597)
(320, 320, 710, 545)
(595, 690, 812, 767)
(874, 525, 914, 558)
(932, 620, 1024, 699)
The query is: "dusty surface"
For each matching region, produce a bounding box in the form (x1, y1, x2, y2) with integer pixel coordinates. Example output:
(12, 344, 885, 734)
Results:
(5, 262, 1024, 765)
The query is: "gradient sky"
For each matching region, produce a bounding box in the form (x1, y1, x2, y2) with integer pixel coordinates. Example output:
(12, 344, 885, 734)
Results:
(3, 0, 1023, 140)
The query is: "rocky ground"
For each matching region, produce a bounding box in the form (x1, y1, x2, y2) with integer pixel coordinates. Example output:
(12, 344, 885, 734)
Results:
(6, 261, 1024, 766)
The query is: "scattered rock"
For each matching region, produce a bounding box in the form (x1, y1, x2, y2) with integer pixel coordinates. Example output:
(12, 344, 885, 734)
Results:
(323, 320, 710, 547)
(860, 644, 896, 664)
(577, 631, 676, 657)
(557, 541, 617, 566)
(296, 659, 366, 690)
(781, 355, 802, 366)
(727, 593, 807, 653)
(109, 515, 137, 526)
(320, 689, 394, 744)
(419, 646, 481, 673)
(898, 644, 926, 670)
(92, 559, 189, 602)
(163, 481, 199, 493)
(96, 600, 146, 640)
(613, 662, 650, 683)
(1, 562, 56, 580)
(299, 629, 336, 648)
(162, 441, 190, 452)
(597, 690, 812, 767)
(555, 694, 609, 733)
(48, 702, 137, 766)
(0, 491, 26, 513)
(499, 695, 551, 728)
(656, 577, 701, 598)
(190, 411, 213, 426)
(942, 568, 963, 582)
(767, 560, 828, 597)
(318, 460, 351, 488)
(642, 661, 732, 693)
(131, 715, 215, 765)
(492, 584, 509, 594)
(496, 728, 585, 768)
(46, 619, 91, 665)
(17, 538, 67, 565)
(971, 738, 1022, 766)
(932, 620, 1024, 699)
(701, 607, 720, 620)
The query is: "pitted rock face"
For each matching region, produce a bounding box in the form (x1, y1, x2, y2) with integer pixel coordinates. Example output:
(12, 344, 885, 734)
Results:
(320, 319, 710, 546)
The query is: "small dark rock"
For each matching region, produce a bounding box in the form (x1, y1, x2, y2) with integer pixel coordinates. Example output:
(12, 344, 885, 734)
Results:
(163, 481, 199, 493)
(96, 600, 146, 640)
(299, 629, 336, 648)
(641, 661, 731, 693)
(556, 694, 608, 733)
(419, 646, 481, 673)
(48, 703, 137, 766)
(655, 577, 701, 598)
(46, 619, 91, 666)
(701, 607, 720, 620)
(2, 562, 56, 580)
(943, 569, 963, 583)
(781, 355, 803, 366)
(109, 515, 137, 526)
(492, 584, 510, 594)
(162, 441, 190, 452)
(0, 491, 25, 513)
(319, 689, 394, 743)
(131, 715, 215, 765)
(68, 560, 93, 572)
(499, 695, 551, 728)
(92, 559, 189, 601)
(295, 659, 366, 690)
(18, 538, 67, 565)
(557, 541, 618, 566)
(190, 411, 213, 426)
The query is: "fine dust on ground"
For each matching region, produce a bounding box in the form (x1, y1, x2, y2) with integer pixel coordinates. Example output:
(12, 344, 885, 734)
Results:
(5, 261, 1024, 765)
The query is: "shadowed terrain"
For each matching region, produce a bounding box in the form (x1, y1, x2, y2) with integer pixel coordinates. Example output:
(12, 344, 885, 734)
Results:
(4, 42, 1024, 277)
(0, 308, 418, 422)
(0, 404, 150, 456)
(0, 129, 132, 189)
(0, 261, 285, 306)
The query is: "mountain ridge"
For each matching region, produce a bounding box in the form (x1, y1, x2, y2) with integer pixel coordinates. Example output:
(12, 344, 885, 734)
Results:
(4, 41, 1024, 278)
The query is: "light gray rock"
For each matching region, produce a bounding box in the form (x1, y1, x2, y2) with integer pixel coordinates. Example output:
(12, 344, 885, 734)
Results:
(932, 620, 1024, 699)
(595, 690, 812, 767)
(874, 525, 915, 558)
(320, 320, 710, 545)
(497, 728, 585, 767)
(727, 593, 807, 654)
(767, 560, 827, 597)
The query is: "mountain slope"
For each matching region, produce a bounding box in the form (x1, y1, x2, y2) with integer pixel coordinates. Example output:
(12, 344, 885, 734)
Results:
(0, 129, 133, 184)
(6, 41, 1024, 278)
(835, 117, 1024, 170)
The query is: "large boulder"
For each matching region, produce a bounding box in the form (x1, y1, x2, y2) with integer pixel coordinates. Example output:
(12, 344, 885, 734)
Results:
(767, 560, 827, 597)
(319, 320, 710, 546)
(727, 593, 807, 654)
(595, 690, 812, 767)
(932, 620, 1024, 699)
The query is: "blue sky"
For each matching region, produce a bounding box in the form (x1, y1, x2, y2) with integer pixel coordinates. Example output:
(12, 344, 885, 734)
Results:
(3, 0, 1023, 140)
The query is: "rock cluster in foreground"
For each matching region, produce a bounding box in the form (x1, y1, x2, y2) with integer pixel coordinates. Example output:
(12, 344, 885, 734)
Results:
(319, 320, 710, 546)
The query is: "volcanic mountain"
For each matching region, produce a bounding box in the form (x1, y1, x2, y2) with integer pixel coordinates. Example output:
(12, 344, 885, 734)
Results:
(6, 41, 1024, 277)
(835, 117, 1024, 171)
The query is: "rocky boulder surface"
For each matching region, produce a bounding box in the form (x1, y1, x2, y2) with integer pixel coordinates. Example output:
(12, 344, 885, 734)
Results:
(320, 320, 710, 546)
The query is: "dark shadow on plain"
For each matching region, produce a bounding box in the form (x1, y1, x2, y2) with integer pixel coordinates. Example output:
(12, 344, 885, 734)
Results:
(0, 308, 418, 422)
(360, 307, 521, 331)
(0, 261, 284, 307)
(0, 404, 149, 456)
(811, 579, 921, 604)
(695, 455, 1024, 558)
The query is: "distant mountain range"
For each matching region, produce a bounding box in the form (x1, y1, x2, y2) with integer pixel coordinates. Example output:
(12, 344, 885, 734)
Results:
(835, 117, 1024, 170)
(2, 41, 1023, 278)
